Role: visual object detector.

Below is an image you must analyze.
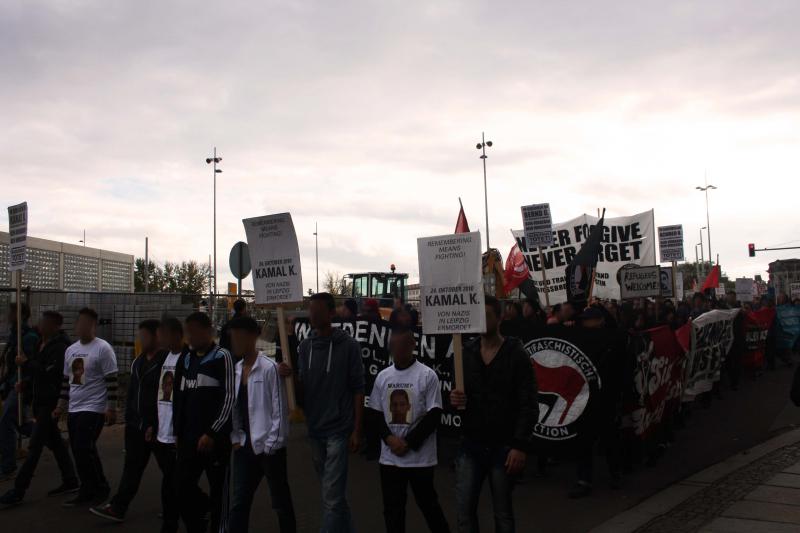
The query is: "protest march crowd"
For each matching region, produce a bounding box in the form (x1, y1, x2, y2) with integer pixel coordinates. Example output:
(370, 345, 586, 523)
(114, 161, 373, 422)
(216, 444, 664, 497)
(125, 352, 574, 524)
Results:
(0, 287, 799, 533)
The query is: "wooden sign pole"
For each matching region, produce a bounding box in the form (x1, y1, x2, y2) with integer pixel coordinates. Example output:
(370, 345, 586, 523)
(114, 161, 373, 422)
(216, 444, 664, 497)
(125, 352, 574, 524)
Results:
(452, 333, 464, 408)
(16, 272, 23, 448)
(671, 261, 678, 302)
(275, 307, 297, 412)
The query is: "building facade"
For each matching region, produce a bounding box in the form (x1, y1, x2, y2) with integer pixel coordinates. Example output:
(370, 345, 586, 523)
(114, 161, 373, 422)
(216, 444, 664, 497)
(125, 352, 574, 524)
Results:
(768, 259, 800, 299)
(0, 232, 134, 292)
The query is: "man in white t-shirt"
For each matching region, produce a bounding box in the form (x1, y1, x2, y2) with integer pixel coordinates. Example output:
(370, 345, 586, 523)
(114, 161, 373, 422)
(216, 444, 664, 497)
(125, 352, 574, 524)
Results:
(53, 307, 118, 507)
(367, 326, 450, 533)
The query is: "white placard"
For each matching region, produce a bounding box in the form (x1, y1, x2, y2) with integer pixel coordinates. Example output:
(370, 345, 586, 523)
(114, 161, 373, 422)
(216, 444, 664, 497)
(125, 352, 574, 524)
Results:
(735, 278, 755, 302)
(660, 269, 685, 299)
(242, 213, 303, 305)
(7, 202, 28, 272)
(620, 265, 661, 300)
(521, 203, 554, 248)
(417, 231, 486, 334)
(658, 224, 684, 263)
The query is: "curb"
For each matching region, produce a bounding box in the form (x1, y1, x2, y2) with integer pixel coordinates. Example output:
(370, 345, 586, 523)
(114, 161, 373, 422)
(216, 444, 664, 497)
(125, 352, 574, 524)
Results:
(590, 427, 800, 533)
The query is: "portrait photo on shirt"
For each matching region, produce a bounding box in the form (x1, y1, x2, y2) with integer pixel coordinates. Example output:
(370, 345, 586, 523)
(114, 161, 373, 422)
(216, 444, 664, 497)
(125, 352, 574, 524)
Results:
(70, 357, 86, 385)
(388, 386, 413, 425)
(159, 369, 175, 402)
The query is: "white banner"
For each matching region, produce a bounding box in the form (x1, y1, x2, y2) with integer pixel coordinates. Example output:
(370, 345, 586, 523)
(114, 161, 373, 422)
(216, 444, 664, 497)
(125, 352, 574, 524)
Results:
(7, 202, 28, 272)
(683, 309, 739, 400)
(513, 209, 656, 304)
(620, 265, 661, 300)
(521, 203, 554, 248)
(242, 213, 303, 305)
(417, 231, 486, 335)
(658, 224, 684, 263)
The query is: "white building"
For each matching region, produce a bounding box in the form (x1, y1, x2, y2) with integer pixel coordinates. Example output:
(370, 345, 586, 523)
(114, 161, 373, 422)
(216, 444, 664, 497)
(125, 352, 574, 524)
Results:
(0, 232, 134, 292)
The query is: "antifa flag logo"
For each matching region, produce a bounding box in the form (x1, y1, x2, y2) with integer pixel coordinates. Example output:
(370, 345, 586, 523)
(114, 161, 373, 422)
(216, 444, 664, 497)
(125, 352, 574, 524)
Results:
(524, 337, 602, 441)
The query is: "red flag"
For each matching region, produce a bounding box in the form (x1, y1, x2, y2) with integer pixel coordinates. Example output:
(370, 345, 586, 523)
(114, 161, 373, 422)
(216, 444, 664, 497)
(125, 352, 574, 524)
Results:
(701, 265, 720, 291)
(504, 244, 530, 292)
(454, 201, 470, 234)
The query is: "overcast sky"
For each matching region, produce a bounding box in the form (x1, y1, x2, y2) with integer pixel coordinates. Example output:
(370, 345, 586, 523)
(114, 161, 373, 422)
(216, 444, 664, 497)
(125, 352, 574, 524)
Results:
(3, 1, 799, 292)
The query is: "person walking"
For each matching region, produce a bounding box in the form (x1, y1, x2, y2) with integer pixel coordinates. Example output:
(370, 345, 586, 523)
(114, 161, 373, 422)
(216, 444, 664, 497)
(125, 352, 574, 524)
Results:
(450, 296, 538, 533)
(279, 292, 365, 533)
(53, 307, 119, 507)
(0, 311, 77, 504)
(368, 326, 450, 533)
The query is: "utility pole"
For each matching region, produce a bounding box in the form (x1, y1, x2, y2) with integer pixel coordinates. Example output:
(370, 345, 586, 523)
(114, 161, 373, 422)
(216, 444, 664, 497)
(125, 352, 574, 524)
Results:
(144, 236, 149, 293)
(697, 175, 717, 267)
(314, 222, 319, 293)
(476, 133, 493, 251)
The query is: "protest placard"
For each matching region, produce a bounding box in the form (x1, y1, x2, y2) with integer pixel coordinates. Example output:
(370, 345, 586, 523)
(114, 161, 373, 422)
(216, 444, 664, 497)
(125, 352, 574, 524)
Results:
(791, 282, 800, 300)
(7, 202, 27, 271)
(620, 265, 661, 300)
(242, 212, 303, 409)
(521, 203, 554, 248)
(659, 268, 683, 299)
(418, 231, 485, 391)
(658, 224, 684, 263)
(735, 278, 755, 303)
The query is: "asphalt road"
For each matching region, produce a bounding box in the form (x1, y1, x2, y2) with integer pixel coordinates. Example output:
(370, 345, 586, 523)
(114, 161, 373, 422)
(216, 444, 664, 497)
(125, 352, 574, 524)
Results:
(1, 362, 799, 533)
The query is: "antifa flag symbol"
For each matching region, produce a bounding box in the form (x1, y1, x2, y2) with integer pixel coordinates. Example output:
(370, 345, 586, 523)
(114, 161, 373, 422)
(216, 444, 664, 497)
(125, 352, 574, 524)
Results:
(533, 360, 586, 424)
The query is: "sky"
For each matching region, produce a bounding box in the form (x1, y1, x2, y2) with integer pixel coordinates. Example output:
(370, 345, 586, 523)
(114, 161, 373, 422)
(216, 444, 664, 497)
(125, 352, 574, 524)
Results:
(2, 1, 799, 292)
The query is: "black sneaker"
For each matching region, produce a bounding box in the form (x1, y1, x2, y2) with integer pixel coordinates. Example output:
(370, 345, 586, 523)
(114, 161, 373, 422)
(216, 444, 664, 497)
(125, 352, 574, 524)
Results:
(0, 488, 23, 506)
(47, 481, 80, 496)
(62, 494, 95, 508)
(89, 503, 125, 523)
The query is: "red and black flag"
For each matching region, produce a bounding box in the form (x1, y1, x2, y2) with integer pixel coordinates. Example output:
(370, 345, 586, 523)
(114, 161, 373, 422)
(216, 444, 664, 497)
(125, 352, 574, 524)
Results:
(454, 198, 470, 234)
(565, 208, 605, 304)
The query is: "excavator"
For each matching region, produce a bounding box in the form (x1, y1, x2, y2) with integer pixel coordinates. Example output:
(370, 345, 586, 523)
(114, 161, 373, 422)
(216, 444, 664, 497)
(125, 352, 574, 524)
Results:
(344, 265, 408, 319)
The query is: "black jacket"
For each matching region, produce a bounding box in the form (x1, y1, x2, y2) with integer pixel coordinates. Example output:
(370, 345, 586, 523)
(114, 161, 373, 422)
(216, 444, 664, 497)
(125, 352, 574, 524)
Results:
(23, 331, 70, 410)
(461, 336, 538, 451)
(125, 351, 167, 432)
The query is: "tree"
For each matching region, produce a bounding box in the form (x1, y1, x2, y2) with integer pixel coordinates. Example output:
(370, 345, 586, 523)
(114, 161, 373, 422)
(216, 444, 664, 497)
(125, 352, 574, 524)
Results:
(323, 271, 352, 296)
(134, 258, 210, 294)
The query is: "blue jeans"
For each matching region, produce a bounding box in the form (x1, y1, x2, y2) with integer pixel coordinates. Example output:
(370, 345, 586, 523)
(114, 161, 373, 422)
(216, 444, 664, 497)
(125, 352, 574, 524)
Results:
(308, 433, 355, 533)
(0, 389, 20, 474)
(454, 441, 516, 533)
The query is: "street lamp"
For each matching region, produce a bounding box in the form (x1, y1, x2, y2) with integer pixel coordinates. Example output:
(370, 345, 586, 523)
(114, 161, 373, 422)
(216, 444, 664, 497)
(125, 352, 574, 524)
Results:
(475, 133, 493, 251)
(79, 229, 86, 247)
(696, 178, 717, 267)
(206, 148, 222, 321)
(314, 222, 319, 293)
(695, 243, 702, 280)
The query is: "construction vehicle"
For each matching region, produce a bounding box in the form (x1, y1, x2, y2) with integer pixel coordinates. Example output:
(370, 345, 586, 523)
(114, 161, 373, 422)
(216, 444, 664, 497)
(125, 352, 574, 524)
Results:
(344, 265, 408, 318)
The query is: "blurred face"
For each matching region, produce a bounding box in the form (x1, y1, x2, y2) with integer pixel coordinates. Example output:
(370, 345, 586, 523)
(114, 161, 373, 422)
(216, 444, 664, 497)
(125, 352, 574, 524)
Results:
(582, 317, 604, 329)
(504, 304, 519, 320)
(485, 304, 500, 334)
(230, 329, 257, 358)
(38, 316, 59, 338)
(390, 330, 415, 367)
(138, 328, 158, 353)
(522, 302, 535, 319)
(158, 327, 182, 351)
(75, 314, 96, 339)
(185, 320, 213, 350)
(559, 303, 575, 322)
(309, 299, 335, 331)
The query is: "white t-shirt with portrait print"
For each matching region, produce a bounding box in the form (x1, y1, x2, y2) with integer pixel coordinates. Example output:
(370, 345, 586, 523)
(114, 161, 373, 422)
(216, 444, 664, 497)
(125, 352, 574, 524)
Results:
(157, 351, 181, 444)
(369, 360, 442, 468)
(63, 337, 118, 414)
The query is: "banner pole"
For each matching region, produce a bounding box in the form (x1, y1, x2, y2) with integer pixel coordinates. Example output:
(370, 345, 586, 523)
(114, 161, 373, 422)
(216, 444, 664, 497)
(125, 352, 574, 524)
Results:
(538, 247, 551, 307)
(276, 307, 297, 412)
(671, 261, 678, 303)
(452, 333, 464, 396)
(16, 271, 23, 449)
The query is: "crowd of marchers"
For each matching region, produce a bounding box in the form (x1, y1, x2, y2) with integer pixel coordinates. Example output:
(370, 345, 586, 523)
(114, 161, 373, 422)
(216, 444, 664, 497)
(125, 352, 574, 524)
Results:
(0, 287, 798, 533)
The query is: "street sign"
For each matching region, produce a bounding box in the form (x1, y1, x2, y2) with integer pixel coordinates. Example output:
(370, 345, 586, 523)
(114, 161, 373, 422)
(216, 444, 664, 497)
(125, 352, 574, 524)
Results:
(7, 202, 28, 271)
(229, 241, 251, 280)
(520, 203, 554, 248)
(658, 224, 684, 263)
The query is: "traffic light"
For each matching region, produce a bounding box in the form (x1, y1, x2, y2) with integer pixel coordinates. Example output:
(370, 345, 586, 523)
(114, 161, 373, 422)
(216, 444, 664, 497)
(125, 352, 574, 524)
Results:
(748, 243, 756, 257)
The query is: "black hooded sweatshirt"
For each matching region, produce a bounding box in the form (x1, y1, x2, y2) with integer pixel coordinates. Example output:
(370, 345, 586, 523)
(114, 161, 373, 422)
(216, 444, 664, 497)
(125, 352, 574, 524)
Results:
(23, 330, 71, 410)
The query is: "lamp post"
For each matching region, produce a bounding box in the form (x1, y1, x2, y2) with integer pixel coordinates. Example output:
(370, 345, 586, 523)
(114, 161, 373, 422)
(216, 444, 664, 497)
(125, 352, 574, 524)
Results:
(314, 222, 319, 293)
(79, 229, 86, 247)
(695, 243, 701, 281)
(206, 148, 222, 322)
(699, 226, 706, 274)
(476, 133, 493, 251)
(696, 178, 717, 267)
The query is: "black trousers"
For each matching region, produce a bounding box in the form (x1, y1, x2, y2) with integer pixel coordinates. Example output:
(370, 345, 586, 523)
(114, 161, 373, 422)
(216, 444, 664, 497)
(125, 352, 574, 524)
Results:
(229, 445, 296, 533)
(176, 436, 231, 533)
(15, 405, 77, 493)
(379, 464, 450, 533)
(110, 426, 179, 531)
(67, 411, 109, 499)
